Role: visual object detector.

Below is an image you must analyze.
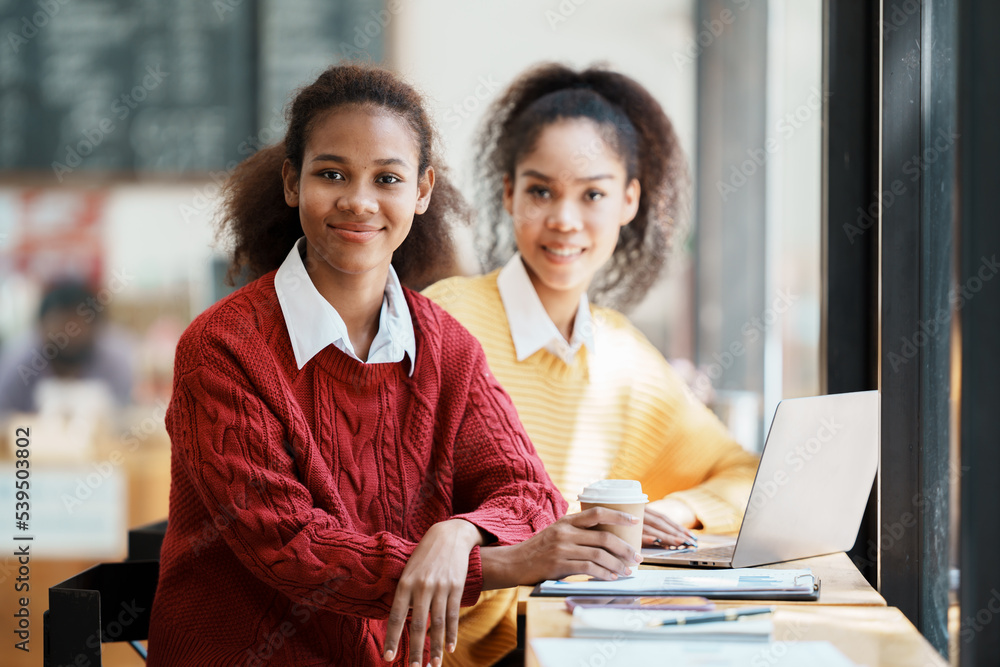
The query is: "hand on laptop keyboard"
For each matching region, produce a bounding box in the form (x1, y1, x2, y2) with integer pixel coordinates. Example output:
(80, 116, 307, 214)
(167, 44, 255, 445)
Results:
(642, 506, 699, 548)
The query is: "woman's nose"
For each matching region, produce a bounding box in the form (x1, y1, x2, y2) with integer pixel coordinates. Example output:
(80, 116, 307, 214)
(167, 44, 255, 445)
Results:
(336, 183, 379, 216)
(545, 200, 583, 231)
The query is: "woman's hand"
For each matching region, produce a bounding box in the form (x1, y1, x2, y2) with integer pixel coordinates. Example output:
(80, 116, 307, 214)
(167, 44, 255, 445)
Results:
(642, 503, 699, 548)
(479, 508, 642, 589)
(383, 519, 483, 667)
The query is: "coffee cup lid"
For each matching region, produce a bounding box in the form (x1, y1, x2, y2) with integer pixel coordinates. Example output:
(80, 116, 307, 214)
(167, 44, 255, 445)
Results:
(578, 479, 648, 504)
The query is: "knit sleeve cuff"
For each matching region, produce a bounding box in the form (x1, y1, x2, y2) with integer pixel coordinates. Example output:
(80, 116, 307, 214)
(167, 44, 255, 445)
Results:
(462, 545, 485, 607)
(452, 504, 554, 547)
(651, 488, 742, 534)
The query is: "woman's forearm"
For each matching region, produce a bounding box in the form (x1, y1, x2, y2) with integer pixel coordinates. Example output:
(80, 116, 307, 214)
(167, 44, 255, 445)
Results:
(479, 544, 518, 590)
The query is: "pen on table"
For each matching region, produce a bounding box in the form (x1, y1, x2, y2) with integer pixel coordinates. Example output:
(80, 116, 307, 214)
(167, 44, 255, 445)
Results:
(646, 605, 775, 627)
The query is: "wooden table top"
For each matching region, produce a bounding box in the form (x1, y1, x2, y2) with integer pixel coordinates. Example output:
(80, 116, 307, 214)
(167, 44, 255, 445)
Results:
(521, 552, 946, 667)
(638, 551, 887, 606)
(517, 551, 886, 614)
(524, 600, 948, 667)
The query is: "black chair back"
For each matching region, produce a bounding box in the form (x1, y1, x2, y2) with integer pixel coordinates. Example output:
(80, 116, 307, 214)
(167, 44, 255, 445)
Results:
(44, 520, 167, 666)
(44, 560, 159, 666)
(127, 519, 168, 561)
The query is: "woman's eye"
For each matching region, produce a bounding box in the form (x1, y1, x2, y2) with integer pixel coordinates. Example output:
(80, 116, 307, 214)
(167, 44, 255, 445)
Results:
(377, 174, 401, 185)
(321, 171, 345, 181)
(585, 190, 605, 201)
(527, 185, 551, 199)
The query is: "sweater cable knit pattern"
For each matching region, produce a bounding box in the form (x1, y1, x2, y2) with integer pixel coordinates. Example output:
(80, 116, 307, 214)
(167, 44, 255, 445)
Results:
(147, 271, 566, 667)
(424, 271, 758, 533)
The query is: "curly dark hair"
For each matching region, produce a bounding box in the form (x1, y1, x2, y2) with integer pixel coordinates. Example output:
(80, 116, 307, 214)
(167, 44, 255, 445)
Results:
(218, 63, 470, 290)
(475, 63, 688, 311)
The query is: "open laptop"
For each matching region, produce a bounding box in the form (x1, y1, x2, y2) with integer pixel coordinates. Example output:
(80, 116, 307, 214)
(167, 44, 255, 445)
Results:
(642, 390, 878, 568)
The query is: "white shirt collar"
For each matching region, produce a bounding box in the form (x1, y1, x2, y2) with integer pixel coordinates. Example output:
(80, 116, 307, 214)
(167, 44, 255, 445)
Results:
(496, 253, 595, 364)
(274, 237, 416, 375)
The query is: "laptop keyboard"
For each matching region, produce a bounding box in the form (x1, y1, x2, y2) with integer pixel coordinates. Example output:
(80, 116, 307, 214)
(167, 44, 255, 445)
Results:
(690, 544, 736, 559)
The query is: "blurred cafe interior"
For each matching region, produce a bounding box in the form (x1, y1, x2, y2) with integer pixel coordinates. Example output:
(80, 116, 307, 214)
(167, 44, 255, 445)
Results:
(0, 1, 997, 666)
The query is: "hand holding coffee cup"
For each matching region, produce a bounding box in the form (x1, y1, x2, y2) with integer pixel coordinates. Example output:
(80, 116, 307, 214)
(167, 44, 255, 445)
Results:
(578, 480, 648, 555)
(477, 499, 644, 586)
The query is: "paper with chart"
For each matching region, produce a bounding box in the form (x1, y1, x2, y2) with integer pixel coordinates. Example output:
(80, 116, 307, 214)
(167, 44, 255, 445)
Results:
(531, 638, 858, 667)
(537, 568, 815, 596)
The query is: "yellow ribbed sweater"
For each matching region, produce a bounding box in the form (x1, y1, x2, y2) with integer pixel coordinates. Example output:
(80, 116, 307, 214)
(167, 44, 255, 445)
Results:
(425, 271, 758, 530)
(424, 271, 758, 666)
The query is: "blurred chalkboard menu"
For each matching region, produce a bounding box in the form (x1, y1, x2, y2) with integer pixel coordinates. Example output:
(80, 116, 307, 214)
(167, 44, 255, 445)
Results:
(259, 0, 385, 134)
(0, 0, 384, 177)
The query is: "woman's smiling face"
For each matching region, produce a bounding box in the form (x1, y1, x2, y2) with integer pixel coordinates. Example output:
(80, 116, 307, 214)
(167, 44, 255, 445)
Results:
(504, 118, 639, 298)
(282, 105, 434, 280)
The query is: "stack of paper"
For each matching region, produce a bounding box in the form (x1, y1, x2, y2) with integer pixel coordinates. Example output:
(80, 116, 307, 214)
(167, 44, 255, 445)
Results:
(531, 638, 859, 667)
(538, 568, 816, 599)
(570, 606, 773, 641)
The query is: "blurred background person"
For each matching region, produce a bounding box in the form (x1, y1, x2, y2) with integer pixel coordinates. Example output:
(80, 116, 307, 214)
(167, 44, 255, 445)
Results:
(0, 278, 135, 418)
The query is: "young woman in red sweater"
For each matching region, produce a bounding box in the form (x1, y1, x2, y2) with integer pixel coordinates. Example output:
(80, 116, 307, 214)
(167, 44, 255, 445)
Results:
(147, 64, 643, 667)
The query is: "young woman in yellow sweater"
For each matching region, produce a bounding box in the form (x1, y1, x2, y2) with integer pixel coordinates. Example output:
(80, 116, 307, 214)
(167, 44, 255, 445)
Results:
(425, 62, 759, 548)
(425, 63, 760, 666)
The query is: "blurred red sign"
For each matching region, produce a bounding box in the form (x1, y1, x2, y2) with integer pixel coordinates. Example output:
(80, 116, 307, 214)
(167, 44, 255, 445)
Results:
(7, 189, 107, 286)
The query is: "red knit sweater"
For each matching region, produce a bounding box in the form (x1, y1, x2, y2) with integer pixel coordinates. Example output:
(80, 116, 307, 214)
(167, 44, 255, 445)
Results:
(147, 271, 566, 666)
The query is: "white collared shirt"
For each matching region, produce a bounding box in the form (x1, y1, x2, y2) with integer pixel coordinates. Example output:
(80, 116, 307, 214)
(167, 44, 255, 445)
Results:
(496, 253, 595, 365)
(274, 237, 416, 375)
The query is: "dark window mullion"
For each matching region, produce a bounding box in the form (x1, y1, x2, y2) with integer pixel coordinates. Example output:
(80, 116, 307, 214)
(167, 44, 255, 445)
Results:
(957, 0, 1000, 665)
(879, 0, 955, 656)
(821, 0, 880, 584)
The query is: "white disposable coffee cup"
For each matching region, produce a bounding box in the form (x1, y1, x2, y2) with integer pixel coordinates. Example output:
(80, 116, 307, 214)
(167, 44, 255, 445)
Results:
(578, 479, 648, 554)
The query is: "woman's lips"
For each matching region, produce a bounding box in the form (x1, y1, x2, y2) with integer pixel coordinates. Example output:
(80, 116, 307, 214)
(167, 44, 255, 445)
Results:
(328, 224, 382, 243)
(542, 245, 585, 263)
